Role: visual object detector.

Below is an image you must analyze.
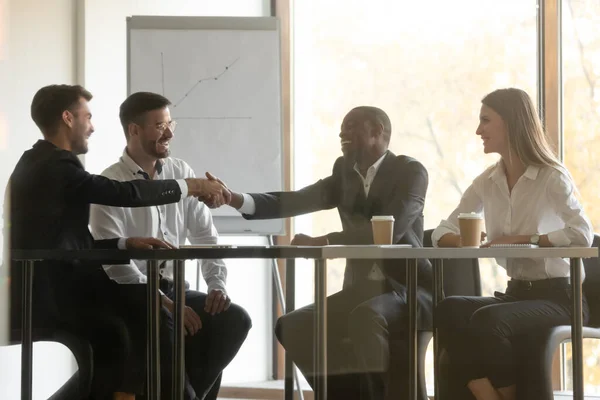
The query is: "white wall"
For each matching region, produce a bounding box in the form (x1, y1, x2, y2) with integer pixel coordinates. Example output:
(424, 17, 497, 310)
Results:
(0, 1, 80, 398)
(0, 0, 9, 351)
(1, 0, 274, 397)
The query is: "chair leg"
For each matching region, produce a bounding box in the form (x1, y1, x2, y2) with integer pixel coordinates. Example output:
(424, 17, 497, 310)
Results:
(417, 331, 433, 400)
(47, 370, 83, 400)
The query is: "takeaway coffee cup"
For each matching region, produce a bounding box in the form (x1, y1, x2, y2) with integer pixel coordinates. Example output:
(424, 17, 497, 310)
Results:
(458, 212, 483, 248)
(371, 216, 395, 245)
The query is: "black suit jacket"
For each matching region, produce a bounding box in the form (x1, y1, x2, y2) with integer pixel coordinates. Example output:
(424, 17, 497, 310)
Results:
(8, 140, 183, 329)
(244, 151, 432, 291)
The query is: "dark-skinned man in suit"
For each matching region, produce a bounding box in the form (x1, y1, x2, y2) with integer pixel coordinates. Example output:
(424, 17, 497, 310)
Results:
(205, 106, 433, 400)
(8, 84, 229, 400)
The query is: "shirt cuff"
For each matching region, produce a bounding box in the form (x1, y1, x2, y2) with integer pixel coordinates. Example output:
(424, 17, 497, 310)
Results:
(177, 179, 189, 199)
(547, 230, 571, 247)
(206, 278, 227, 294)
(117, 237, 128, 250)
(431, 225, 458, 247)
(238, 193, 256, 215)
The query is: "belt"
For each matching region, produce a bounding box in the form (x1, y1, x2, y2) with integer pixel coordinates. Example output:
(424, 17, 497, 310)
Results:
(507, 277, 570, 291)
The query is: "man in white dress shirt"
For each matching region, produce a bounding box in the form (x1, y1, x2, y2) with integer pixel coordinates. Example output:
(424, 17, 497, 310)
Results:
(89, 92, 251, 400)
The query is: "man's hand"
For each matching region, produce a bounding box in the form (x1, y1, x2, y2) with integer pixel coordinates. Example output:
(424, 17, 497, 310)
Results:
(126, 237, 176, 249)
(162, 295, 203, 336)
(290, 233, 329, 246)
(199, 172, 231, 208)
(185, 178, 231, 206)
(205, 171, 226, 187)
(204, 289, 231, 315)
(203, 172, 244, 209)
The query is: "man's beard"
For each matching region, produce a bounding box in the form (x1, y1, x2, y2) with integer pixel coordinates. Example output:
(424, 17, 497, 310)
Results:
(72, 137, 88, 155)
(143, 139, 170, 159)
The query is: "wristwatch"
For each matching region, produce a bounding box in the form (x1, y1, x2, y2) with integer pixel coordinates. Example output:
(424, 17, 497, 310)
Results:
(530, 233, 540, 245)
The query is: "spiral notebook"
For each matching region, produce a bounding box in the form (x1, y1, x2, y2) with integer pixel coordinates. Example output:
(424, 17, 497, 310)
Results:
(489, 244, 539, 248)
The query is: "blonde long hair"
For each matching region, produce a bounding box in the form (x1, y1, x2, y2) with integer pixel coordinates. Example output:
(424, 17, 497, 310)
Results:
(482, 88, 562, 169)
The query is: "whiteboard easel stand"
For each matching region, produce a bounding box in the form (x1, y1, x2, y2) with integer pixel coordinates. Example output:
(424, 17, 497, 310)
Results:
(193, 237, 304, 400)
(268, 235, 305, 400)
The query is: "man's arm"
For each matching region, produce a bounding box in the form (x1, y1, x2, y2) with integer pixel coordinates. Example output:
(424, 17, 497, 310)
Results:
(92, 238, 121, 249)
(89, 203, 149, 283)
(231, 158, 343, 220)
(327, 159, 428, 245)
(57, 155, 227, 207)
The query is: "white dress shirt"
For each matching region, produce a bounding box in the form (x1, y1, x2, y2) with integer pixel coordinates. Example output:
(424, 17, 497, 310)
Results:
(89, 150, 227, 293)
(239, 152, 389, 280)
(432, 162, 593, 281)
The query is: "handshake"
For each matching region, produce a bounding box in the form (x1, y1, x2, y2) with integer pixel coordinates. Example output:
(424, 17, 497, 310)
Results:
(185, 172, 241, 209)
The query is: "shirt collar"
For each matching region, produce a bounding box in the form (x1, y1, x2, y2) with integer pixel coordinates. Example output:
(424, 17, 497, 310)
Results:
(488, 161, 541, 182)
(120, 148, 164, 179)
(353, 151, 388, 177)
(523, 165, 540, 180)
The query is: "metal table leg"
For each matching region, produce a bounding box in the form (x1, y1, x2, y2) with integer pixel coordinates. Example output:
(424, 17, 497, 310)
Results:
(313, 258, 327, 400)
(173, 260, 186, 399)
(147, 260, 161, 399)
(21, 260, 34, 400)
(408, 258, 418, 400)
(432, 259, 444, 400)
(570, 257, 583, 400)
(284, 258, 296, 400)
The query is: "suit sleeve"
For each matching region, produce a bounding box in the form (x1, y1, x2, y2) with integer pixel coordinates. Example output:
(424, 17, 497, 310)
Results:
(327, 160, 429, 245)
(242, 159, 342, 220)
(93, 238, 120, 249)
(57, 156, 182, 207)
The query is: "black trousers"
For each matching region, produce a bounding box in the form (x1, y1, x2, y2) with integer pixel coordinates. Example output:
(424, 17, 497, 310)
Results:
(56, 269, 151, 398)
(275, 280, 432, 400)
(435, 278, 590, 397)
(159, 280, 252, 400)
(68, 271, 251, 400)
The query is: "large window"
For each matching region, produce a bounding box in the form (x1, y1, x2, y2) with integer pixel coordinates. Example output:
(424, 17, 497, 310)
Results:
(292, 0, 537, 389)
(293, 0, 537, 302)
(562, 0, 600, 393)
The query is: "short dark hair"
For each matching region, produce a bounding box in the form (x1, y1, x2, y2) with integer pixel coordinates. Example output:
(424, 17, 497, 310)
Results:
(352, 106, 392, 143)
(119, 92, 172, 139)
(30, 84, 92, 136)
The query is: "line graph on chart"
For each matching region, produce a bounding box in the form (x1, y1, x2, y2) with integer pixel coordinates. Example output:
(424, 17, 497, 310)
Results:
(159, 52, 252, 121)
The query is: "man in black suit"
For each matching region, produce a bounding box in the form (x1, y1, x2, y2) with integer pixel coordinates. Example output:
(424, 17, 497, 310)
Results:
(8, 84, 228, 400)
(209, 106, 433, 400)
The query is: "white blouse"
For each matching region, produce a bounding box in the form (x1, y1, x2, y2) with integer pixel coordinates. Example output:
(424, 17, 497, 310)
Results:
(432, 162, 593, 281)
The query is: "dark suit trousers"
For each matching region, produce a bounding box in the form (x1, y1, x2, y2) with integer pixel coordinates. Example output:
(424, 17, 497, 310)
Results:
(160, 280, 252, 400)
(275, 280, 432, 400)
(58, 269, 150, 398)
(435, 280, 590, 397)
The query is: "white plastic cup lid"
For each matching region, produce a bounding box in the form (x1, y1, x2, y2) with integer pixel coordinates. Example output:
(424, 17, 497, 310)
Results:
(458, 212, 482, 219)
(371, 215, 395, 221)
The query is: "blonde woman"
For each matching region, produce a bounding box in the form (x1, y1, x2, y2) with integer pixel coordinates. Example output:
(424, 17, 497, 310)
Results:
(432, 88, 593, 400)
